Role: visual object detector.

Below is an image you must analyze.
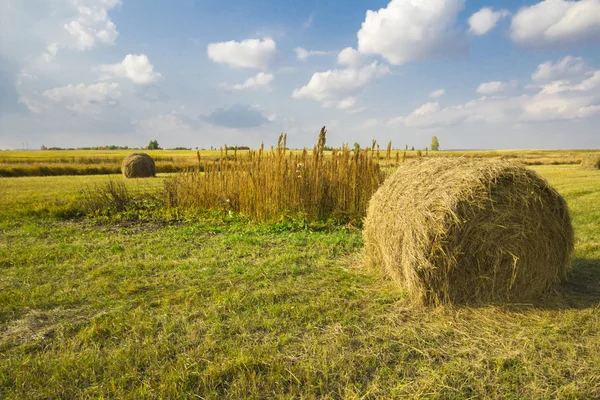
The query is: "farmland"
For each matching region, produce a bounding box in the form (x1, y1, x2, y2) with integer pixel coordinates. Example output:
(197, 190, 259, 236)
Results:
(1, 159, 599, 398)
(0, 148, 596, 177)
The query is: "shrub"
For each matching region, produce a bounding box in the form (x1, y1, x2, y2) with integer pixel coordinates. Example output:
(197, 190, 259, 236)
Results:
(364, 158, 574, 305)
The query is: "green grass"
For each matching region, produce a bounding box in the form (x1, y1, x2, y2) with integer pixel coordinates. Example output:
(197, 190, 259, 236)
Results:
(1, 166, 599, 399)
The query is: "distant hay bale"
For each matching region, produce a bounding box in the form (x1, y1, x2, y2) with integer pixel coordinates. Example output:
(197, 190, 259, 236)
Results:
(581, 154, 600, 170)
(121, 153, 156, 178)
(364, 158, 574, 305)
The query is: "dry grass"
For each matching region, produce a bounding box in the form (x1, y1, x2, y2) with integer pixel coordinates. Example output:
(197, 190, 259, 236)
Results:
(166, 128, 385, 224)
(121, 153, 156, 178)
(364, 158, 574, 305)
(581, 154, 600, 170)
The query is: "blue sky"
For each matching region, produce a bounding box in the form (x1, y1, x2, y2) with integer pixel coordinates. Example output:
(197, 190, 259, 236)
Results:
(1, 0, 600, 150)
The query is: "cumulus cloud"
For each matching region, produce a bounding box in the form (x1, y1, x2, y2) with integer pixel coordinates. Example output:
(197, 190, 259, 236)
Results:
(207, 37, 276, 69)
(220, 72, 274, 91)
(295, 47, 330, 61)
(291, 61, 390, 109)
(356, 0, 466, 65)
(390, 56, 600, 128)
(531, 56, 592, 82)
(523, 70, 600, 120)
(337, 47, 365, 67)
(96, 54, 162, 84)
(476, 81, 518, 95)
(390, 96, 527, 128)
(0, 0, 121, 66)
(201, 104, 271, 129)
(42, 82, 121, 116)
(468, 7, 510, 35)
(63, 0, 121, 51)
(429, 88, 446, 98)
(510, 0, 600, 47)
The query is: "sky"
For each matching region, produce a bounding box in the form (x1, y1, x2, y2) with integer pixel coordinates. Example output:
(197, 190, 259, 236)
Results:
(1, 0, 600, 150)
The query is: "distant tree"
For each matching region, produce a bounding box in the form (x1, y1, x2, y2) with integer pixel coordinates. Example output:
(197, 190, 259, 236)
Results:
(40, 145, 47, 150)
(431, 136, 440, 151)
(411, 146, 415, 151)
(147, 140, 160, 150)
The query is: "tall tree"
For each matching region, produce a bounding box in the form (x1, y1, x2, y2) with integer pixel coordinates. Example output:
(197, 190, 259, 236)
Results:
(430, 136, 440, 151)
(148, 140, 160, 150)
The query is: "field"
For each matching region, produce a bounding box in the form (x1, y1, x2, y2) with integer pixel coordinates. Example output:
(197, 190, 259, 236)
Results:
(0, 148, 596, 177)
(1, 163, 599, 398)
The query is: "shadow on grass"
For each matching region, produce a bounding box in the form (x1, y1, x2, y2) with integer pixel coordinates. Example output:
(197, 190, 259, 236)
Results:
(464, 257, 600, 311)
(555, 257, 600, 309)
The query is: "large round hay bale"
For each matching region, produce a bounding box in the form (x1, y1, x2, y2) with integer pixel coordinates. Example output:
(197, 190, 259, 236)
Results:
(364, 158, 574, 305)
(581, 154, 600, 170)
(121, 153, 156, 178)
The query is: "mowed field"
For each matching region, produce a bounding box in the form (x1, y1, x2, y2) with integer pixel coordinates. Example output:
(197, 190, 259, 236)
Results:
(1, 164, 599, 398)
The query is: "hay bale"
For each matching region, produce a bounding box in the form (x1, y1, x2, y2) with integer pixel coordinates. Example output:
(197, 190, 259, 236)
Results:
(364, 158, 574, 305)
(121, 153, 156, 178)
(581, 154, 600, 170)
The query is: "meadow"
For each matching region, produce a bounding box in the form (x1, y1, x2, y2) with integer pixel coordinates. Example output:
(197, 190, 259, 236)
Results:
(0, 158, 599, 398)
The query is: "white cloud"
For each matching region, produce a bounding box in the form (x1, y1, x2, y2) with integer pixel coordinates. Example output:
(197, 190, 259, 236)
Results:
(510, 0, 600, 47)
(294, 47, 330, 61)
(337, 47, 365, 67)
(291, 61, 390, 109)
(42, 82, 121, 116)
(429, 88, 446, 98)
(63, 0, 121, 51)
(356, 0, 466, 65)
(303, 14, 314, 29)
(338, 97, 357, 110)
(41, 43, 59, 63)
(220, 72, 274, 91)
(96, 54, 162, 84)
(468, 7, 510, 35)
(207, 37, 276, 69)
(360, 118, 381, 129)
(390, 58, 600, 128)
(476, 81, 518, 95)
(532, 56, 592, 82)
(523, 70, 600, 120)
(391, 96, 527, 128)
(388, 65, 600, 128)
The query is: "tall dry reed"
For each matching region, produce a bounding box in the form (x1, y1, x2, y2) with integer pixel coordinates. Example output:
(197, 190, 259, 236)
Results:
(166, 127, 385, 223)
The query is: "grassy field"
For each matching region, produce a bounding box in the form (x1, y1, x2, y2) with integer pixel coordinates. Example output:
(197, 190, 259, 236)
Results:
(1, 165, 599, 398)
(1, 148, 597, 177)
